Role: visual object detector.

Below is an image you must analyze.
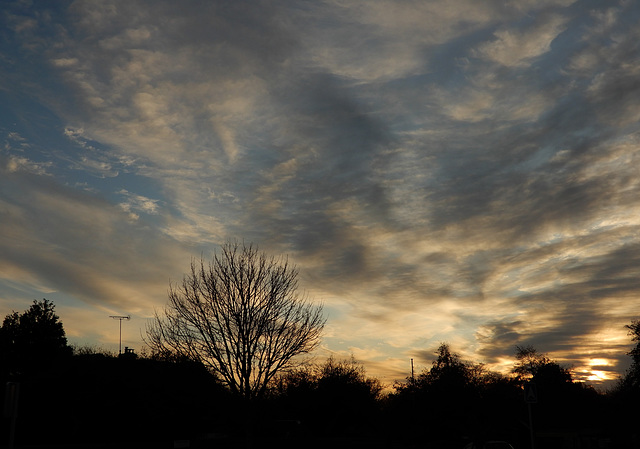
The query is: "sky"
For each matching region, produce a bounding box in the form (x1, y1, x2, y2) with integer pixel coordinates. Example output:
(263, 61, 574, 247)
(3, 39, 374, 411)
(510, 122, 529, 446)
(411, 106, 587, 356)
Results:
(2, 0, 640, 389)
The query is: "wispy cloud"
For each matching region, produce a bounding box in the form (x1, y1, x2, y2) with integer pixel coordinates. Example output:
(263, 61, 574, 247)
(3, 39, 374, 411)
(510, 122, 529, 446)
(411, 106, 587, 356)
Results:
(475, 14, 568, 67)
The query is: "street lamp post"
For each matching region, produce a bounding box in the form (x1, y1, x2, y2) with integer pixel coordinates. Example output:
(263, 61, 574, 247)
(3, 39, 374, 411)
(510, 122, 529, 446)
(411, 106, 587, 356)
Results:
(109, 315, 130, 355)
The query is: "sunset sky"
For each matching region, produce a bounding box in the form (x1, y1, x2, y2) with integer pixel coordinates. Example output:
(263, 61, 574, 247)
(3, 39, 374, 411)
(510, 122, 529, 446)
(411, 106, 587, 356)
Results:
(2, 0, 640, 388)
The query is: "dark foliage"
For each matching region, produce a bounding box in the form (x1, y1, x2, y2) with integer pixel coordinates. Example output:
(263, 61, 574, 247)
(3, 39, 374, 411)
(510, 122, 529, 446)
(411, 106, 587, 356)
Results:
(513, 345, 572, 383)
(0, 299, 71, 378)
(512, 345, 608, 435)
(3, 351, 233, 446)
(2, 300, 640, 448)
(269, 357, 383, 441)
(621, 320, 640, 389)
(606, 320, 640, 447)
(389, 344, 523, 447)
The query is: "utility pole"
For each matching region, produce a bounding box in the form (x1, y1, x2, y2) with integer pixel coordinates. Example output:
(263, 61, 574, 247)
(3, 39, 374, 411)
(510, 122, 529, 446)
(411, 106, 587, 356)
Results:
(109, 315, 130, 355)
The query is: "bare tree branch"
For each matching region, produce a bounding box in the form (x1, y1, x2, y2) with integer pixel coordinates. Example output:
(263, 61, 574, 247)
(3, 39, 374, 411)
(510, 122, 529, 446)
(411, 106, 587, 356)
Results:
(145, 241, 325, 400)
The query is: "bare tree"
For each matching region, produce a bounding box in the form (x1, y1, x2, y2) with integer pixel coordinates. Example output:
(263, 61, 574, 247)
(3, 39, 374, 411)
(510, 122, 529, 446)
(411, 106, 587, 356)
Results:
(145, 241, 325, 400)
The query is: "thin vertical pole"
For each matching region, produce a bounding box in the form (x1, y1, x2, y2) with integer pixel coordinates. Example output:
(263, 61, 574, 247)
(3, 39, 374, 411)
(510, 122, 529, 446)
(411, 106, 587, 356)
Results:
(110, 315, 129, 355)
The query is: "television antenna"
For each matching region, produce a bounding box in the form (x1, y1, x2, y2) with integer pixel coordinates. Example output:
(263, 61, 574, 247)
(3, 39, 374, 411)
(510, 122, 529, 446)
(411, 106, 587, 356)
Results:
(109, 315, 131, 355)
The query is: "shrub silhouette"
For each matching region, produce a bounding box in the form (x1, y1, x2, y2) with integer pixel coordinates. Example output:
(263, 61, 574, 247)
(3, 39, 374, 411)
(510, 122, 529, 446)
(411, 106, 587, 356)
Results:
(272, 356, 382, 439)
(0, 299, 71, 378)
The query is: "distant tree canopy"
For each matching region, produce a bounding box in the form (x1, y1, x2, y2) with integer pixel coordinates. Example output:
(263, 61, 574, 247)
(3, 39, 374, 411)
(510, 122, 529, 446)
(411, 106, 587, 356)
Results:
(0, 299, 71, 377)
(400, 343, 488, 394)
(145, 241, 326, 400)
(316, 356, 383, 401)
(276, 356, 383, 403)
(273, 356, 383, 436)
(512, 345, 604, 434)
(392, 343, 521, 441)
(620, 319, 640, 390)
(512, 344, 573, 384)
(628, 320, 640, 356)
(422, 343, 485, 388)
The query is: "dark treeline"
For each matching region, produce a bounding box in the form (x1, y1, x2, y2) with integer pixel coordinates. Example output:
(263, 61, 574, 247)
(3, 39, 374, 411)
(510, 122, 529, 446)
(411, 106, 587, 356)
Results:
(1, 300, 639, 448)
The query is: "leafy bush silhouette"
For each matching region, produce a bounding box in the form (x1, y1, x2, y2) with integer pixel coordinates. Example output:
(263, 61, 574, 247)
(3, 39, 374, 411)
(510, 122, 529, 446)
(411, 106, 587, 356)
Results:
(0, 299, 71, 378)
(271, 356, 382, 439)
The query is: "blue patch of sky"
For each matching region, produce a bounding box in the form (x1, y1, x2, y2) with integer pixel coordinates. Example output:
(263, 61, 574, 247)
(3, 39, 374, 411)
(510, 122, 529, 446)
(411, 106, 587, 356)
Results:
(1, 93, 150, 194)
(1, 3, 72, 93)
(0, 90, 65, 153)
(0, 279, 47, 306)
(1, 96, 169, 230)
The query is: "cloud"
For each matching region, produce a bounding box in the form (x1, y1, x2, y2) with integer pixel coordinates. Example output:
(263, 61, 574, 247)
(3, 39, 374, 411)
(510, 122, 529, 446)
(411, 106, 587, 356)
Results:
(0, 156, 188, 313)
(5, 155, 52, 175)
(117, 189, 160, 218)
(475, 13, 568, 67)
(1, 0, 640, 385)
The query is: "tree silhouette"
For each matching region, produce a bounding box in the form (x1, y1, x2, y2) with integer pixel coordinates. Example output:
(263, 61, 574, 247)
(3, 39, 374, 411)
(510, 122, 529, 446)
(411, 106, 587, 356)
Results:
(272, 356, 382, 439)
(622, 319, 640, 389)
(390, 344, 488, 444)
(145, 241, 325, 400)
(423, 343, 484, 388)
(316, 356, 383, 400)
(388, 344, 528, 447)
(510, 344, 604, 441)
(605, 320, 640, 446)
(512, 345, 572, 389)
(314, 356, 383, 436)
(0, 298, 71, 377)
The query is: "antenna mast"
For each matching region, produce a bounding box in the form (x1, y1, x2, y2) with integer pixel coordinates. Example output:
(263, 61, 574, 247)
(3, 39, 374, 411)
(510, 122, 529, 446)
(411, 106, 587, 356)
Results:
(109, 315, 131, 355)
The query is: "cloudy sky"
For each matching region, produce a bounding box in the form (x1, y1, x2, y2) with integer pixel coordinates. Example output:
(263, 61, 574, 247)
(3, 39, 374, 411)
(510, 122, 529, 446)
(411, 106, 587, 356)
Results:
(2, 0, 640, 387)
